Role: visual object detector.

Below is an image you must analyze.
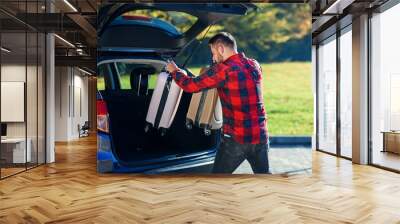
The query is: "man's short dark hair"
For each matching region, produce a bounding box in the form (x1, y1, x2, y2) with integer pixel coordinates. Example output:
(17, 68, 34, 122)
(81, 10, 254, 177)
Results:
(208, 32, 237, 51)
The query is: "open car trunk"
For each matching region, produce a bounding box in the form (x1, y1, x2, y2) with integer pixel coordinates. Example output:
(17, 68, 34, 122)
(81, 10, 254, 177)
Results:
(97, 3, 255, 167)
(98, 3, 256, 56)
(99, 59, 220, 166)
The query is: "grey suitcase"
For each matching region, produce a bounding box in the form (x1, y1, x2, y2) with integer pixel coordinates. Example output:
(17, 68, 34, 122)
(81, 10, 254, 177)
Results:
(145, 71, 183, 136)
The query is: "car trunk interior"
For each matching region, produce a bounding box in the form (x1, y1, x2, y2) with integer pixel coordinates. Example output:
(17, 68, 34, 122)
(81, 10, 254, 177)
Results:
(100, 61, 220, 165)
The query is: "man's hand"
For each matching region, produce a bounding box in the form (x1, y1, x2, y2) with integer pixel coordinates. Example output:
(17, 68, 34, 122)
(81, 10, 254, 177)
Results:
(165, 60, 179, 74)
(199, 66, 210, 75)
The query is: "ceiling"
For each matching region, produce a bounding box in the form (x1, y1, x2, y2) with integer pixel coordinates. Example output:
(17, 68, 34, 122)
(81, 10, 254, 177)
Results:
(0, 0, 98, 72)
(311, 0, 390, 43)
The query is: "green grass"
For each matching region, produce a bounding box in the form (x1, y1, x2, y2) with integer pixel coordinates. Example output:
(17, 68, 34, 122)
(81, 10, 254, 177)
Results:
(98, 62, 313, 135)
(99, 74, 158, 90)
(262, 62, 313, 135)
(188, 62, 313, 136)
(119, 74, 158, 90)
(97, 77, 105, 91)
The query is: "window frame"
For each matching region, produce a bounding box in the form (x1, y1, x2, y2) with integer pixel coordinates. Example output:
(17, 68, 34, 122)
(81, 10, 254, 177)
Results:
(314, 19, 353, 160)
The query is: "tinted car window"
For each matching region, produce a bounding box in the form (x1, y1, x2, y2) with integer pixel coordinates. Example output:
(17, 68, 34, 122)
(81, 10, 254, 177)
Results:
(115, 62, 158, 90)
(97, 64, 108, 91)
(115, 62, 131, 89)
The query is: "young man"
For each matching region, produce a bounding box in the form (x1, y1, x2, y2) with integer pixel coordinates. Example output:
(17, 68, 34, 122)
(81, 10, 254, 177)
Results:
(166, 32, 269, 174)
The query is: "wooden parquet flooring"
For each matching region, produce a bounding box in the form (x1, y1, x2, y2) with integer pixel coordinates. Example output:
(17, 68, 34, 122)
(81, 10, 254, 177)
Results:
(1, 135, 400, 223)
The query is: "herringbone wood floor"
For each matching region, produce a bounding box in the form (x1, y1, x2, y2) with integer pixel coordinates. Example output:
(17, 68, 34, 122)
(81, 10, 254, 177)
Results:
(1, 135, 400, 224)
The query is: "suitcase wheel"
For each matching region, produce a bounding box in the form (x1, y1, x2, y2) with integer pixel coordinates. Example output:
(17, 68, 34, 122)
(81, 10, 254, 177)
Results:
(185, 121, 193, 130)
(144, 123, 151, 133)
(204, 128, 211, 136)
(160, 128, 167, 137)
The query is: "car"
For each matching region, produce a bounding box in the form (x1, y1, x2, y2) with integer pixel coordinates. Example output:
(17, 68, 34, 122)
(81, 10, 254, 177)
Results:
(96, 3, 255, 173)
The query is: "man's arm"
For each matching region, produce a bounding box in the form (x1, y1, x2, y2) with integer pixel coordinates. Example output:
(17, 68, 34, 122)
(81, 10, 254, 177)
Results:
(168, 63, 228, 93)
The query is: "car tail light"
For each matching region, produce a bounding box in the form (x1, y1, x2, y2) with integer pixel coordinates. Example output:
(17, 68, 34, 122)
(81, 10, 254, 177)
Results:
(97, 99, 109, 133)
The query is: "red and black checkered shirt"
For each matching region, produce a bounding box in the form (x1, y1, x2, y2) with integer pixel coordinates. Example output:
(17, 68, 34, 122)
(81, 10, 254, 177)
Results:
(171, 52, 268, 144)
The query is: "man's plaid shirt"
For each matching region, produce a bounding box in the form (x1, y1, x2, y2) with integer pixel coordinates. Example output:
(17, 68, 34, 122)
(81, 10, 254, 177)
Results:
(171, 52, 268, 144)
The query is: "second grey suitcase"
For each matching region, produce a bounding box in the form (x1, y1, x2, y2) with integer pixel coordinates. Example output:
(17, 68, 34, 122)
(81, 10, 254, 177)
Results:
(185, 68, 223, 135)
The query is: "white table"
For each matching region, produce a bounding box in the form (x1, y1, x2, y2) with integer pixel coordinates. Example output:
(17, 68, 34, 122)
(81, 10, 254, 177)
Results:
(1, 138, 31, 163)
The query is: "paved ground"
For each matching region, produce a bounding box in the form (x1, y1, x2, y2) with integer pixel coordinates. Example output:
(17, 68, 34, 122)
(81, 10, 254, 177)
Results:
(233, 146, 312, 174)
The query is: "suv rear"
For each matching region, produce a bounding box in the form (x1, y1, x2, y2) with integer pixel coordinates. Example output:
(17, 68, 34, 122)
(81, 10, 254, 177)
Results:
(97, 3, 255, 173)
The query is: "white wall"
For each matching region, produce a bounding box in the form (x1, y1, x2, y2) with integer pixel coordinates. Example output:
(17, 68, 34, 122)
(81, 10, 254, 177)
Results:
(72, 72, 89, 138)
(1, 64, 26, 81)
(55, 66, 69, 141)
(55, 67, 89, 141)
(1, 64, 27, 138)
(1, 63, 46, 164)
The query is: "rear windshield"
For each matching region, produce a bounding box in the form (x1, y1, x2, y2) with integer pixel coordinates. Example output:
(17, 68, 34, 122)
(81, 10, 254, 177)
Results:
(115, 62, 158, 90)
(123, 9, 197, 34)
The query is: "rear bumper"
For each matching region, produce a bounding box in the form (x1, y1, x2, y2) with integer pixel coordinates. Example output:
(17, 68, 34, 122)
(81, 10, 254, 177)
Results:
(97, 132, 217, 173)
(98, 150, 216, 173)
(143, 157, 215, 174)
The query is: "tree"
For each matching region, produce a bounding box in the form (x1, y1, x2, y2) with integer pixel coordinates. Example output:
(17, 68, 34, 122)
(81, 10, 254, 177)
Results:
(124, 3, 311, 64)
(216, 3, 311, 62)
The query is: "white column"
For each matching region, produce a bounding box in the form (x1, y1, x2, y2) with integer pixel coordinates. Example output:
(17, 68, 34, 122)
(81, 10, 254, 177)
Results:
(352, 14, 369, 164)
(46, 33, 55, 163)
(46, 1, 55, 163)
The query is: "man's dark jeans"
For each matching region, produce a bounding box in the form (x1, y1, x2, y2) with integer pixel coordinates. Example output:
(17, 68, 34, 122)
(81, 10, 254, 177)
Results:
(212, 135, 270, 174)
